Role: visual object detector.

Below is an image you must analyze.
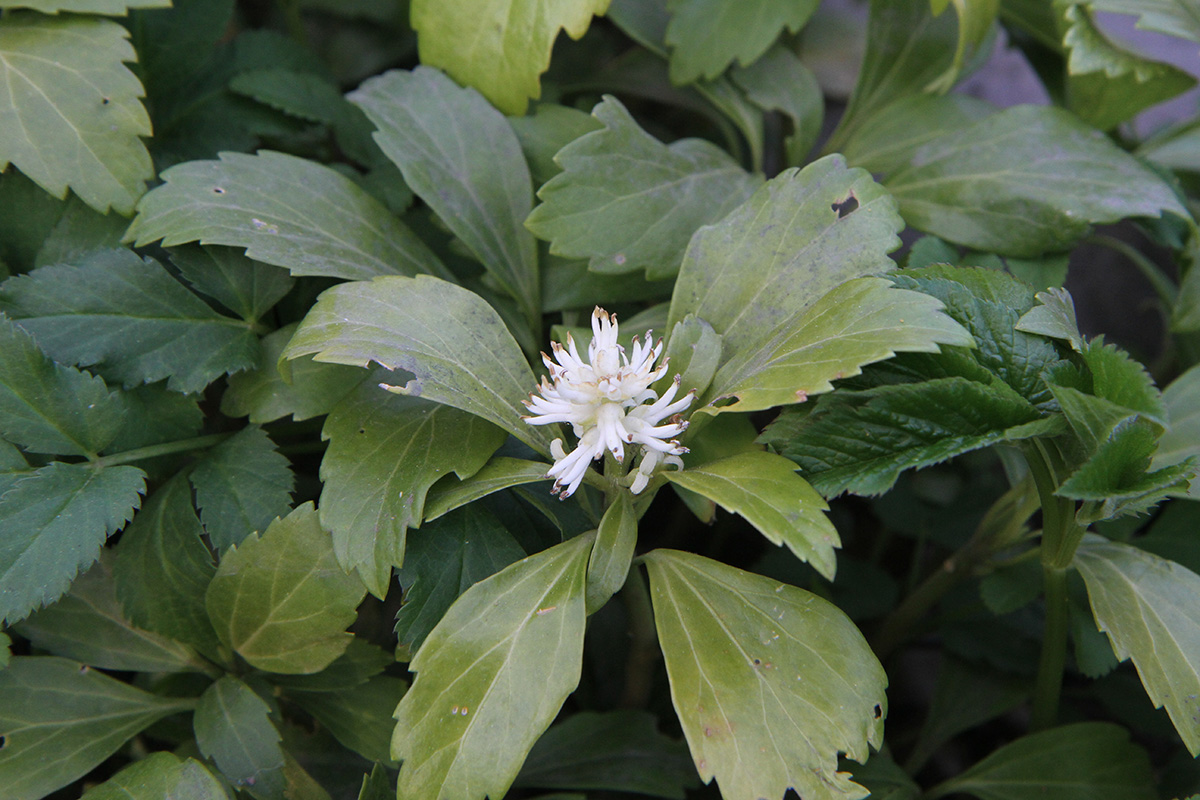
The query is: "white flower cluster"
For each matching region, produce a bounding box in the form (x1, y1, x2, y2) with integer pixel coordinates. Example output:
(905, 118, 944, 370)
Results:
(524, 307, 693, 498)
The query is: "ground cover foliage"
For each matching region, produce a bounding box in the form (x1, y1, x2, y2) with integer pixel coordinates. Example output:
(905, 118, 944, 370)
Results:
(1, 0, 1200, 798)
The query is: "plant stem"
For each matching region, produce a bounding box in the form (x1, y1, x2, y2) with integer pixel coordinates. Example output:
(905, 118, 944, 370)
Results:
(1088, 234, 1179, 307)
(1031, 566, 1069, 730)
(618, 566, 660, 709)
(91, 433, 234, 469)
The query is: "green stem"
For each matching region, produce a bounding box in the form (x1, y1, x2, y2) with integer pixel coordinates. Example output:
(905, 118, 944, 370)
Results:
(618, 566, 660, 709)
(1088, 234, 1179, 307)
(1031, 566, 1070, 730)
(92, 433, 233, 469)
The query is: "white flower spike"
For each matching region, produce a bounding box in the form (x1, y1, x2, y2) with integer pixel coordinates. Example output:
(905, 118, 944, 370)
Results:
(524, 307, 694, 498)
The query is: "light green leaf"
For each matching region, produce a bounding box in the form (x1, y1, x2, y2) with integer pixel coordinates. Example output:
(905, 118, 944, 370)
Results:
(394, 505, 526, 658)
(221, 323, 365, 425)
(194, 676, 285, 798)
(410, 0, 610, 115)
(586, 492, 636, 614)
(80, 753, 228, 800)
(729, 44, 824, 166)
(0, 462, 144, 626)
(1152, 363, 1200, 498)
(170, 244, 294, 324)
(1015, 287, 1085, 352)
(320, 383, 506, 596)
(125, 150, 448, 281)
(657, 314, 722, 400)
(286, 675, 407, 765)
(14, 553, 202, 673)
(1074, 535, 1200, 755)
(393, 533, 592, 800)
(929, 721, 1155, 800)
(423, 456, 553, 522)
(704, 277, 972, 413)
(668, 156, 904, 360)
(1138, 118, 1200, 174)
(0, 313, 126, 457)
(0, 0, 170, 12)
(0, 13, 153, 214)
(526, 95, 761, 279)
(664, 451, 839, 579)
(883, 105, 1193, 256)
(643, 550, 887, 800)
(1087, 0, 1200, 45)
(664, 0, 817, 83)
(0, 656, 194, 800)
(841, 93, 995, 178)
(515, 710, 697, 798)
(189, 425, 294, 551)
(350, 67, 540, 322)
(112, 472, 221, 656)
(282, 275, 553, 453)
(205, 503, 366, 675)
(0, 248, 259, 394)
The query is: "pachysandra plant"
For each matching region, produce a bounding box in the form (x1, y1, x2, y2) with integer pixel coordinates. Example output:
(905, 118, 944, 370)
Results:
(2, 1, 1200, 799)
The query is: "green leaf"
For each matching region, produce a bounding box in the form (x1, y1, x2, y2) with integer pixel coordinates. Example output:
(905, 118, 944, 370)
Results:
(509, 103, 603, 187)
(1074, 535, 1200, 755)
(0, 462, 144, 626)
(729, 44, 824, 166)
(0, 248, 259, 394)
(170, 244, 294, 324)
(111, 472, 220, 656)
(586, 492, 636, 614)
(393, 532, 592, 800)
(80, 753, 228, 800)
(1086, 0, 1200, 46)
(33, 196, 129, 269)
(1154, 364, 1200, 497)
(1063, 5, 1196, 131)
(268, 637, 392, 693)
(229, 68, 346, 125)
(286, 675, 407, 765)
(926, 0, 999, 92)
(320, 384, 507, 596)
(14, 553, 202, 673)
(526, 95, 761, 279)
(357, 764, 392, 800)
(125, 150, 448, 281)
(1015, 287, 1085, 352)
(0, 633, 8, 668)
(847, 753, 920, 800)
(0, 13, 153, 214)
(668, 156, 904, 360)
(194, 676, 285, 798)
(882, 105, 1192, 256)
(205, 503, 366, 674)
(703, 276, 972, 414)
(515, 710, 697, 798)
(0, 439, 31, 496)
(930, 721, 1156, 800)
(663, 0, 817, 83)
(282, 275, 553, 453)
(642, 550, 887, 800)
(409, 0, 610, 115)
(657, 314, 722, 400)
(0, 314, 127, 456)
(0, 656, 194, 800)
(221, 323, 365, 425)
(0, 0, 169, 12)
(106, 382, 203, 454)
(189, 425, 294, 551)
(423, 456, 553, 522)
(350, 67, 540, 322)
(394, 505, 526, 657)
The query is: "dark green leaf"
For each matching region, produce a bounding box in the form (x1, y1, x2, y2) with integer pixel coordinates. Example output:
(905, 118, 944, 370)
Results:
(79, 752, 228, 800)
(286, 675, 407, 765)
(0, 313, 127, 456)
(394, 505, 525, 657)
(0, 0, 169, 12)
(980, 557, 1044, 614)
(526, 95, 761, 279)
(205, 503, 366, 675)
(0, 439, 31, 496)
(930, 721, 1156, 800)
(643, 550, 887, 800)
(229, 68, 346, 124)
(189, 426, 294, 551)
(268, 638, 392, 693)
(357, 763, 392, 800)
(194, 676, 285, 798)
(663, 0, 817, 83)
(0, 656, 194, 800)
(126, 150, 447, 281)
(350, 67, 540, 322)
(0, 13, 153, 214)
(170, 244, 294, 324)
(0, 248, 259, 394)
(1014, 287, 1085, 352)
(105, 382, 203, 454)
(393, 533, 592, 800)
(846, 753, 920, 800)
(423, 457, 553, 523)
(0, 462, 144, 626)
(1074, 535, 1200, 755)
(515, 710, 696, 799)
(33, 197, 128, 269)
(321, 384, 506, 596)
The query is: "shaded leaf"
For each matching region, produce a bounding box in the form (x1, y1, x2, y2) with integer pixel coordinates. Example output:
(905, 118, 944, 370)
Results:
(526, 95, 761, 279)
(509, 103, 603, 186)
(194, 676, 285, 798)
(126, 150, 447, 281)
(393, 533, 592, 800)
(0, 13, 153, 214)
(0, 439, 31, 497)
(423, 456, 553, 522)
(79, 752, 228, 800)
(664, 0, 817, 83)
(1152, 363, 1200, 498)
(410, 0, 610, 114)
(268, 638, 392, 693)
(643, 550, 887, 800)
(321, 385, 506, 596)
(286, 675, 407, 765)
(205, 503, 366, 675)
(170, 244, 294, 324)
(0, 657, 194, 800)
(189, 425, 293, 551)
(729, 44, 824, 166)
(106, 382, 203, 454)
(1087, 0, 1200, 46)
(0, 248, 259, 394)
(0, 0, 169, 12)
(586, 493, 636, 614)
(0, 462, 144, 626)
(229, 67, 346, 125)
(1074, 535, 1200, 755)
(33, 196, 128, 269)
